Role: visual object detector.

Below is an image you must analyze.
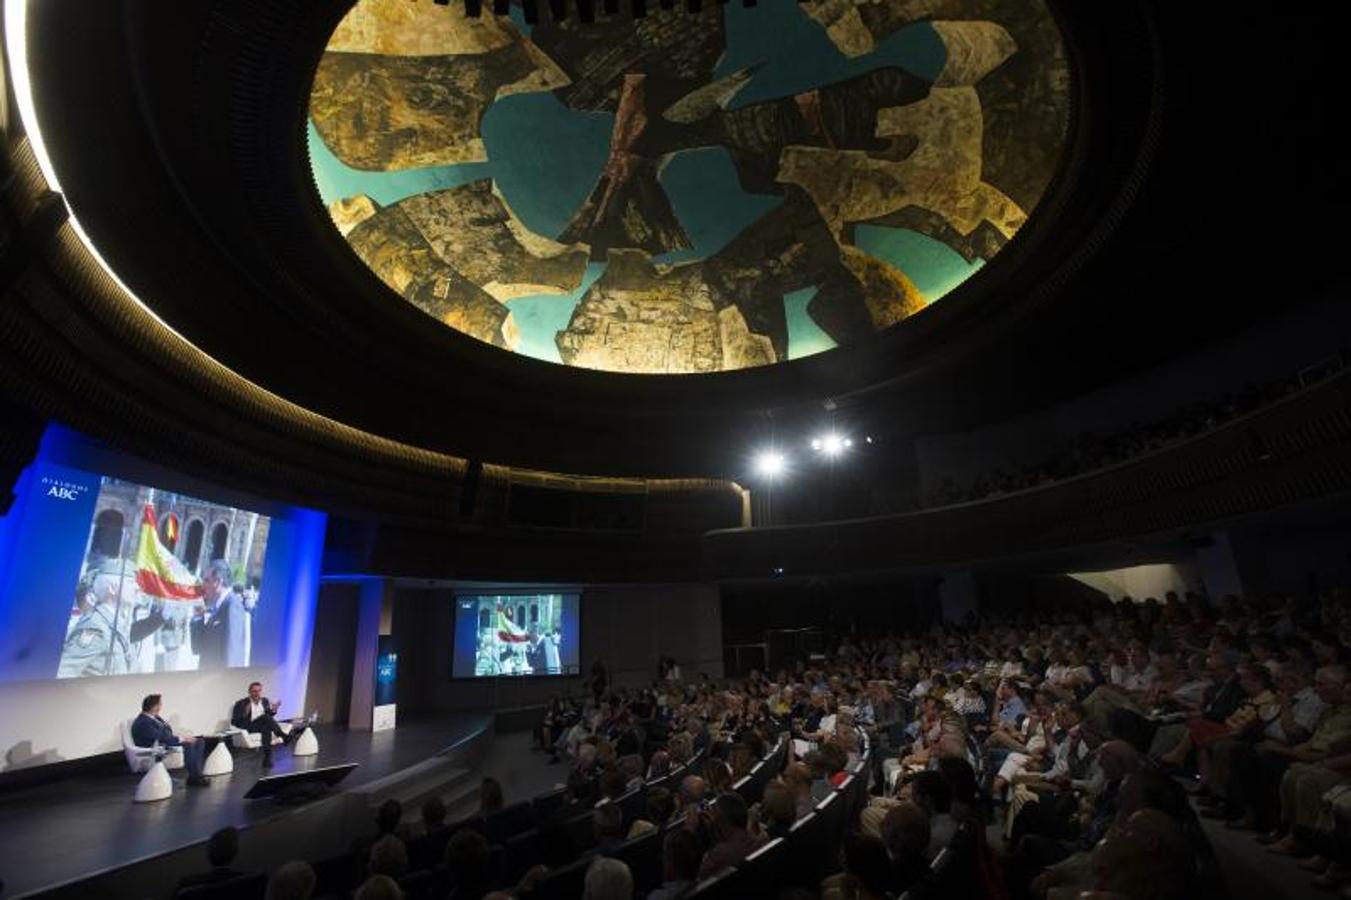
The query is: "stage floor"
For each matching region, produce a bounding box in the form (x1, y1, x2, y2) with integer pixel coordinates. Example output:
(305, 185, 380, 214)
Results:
(0, 714, 489, 898)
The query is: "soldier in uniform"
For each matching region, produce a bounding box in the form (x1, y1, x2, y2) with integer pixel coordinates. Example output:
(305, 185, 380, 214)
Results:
(58, 561, 165, 678)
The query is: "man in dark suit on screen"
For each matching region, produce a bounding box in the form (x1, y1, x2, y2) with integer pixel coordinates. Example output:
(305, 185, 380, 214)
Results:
(231, 680, 294, 767)
(132, 693, 208, 785)
(191, 559, 248, 669)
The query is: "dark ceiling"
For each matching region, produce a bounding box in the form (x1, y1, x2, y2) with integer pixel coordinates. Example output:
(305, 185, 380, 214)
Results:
(20, 0, 1338, 479)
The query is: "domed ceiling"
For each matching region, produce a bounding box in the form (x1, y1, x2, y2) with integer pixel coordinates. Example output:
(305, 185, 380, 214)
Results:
(308, 0, 1070, 374)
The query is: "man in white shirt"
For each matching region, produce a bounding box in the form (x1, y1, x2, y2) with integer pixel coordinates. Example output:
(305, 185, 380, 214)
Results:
(230, 680, 291, 766)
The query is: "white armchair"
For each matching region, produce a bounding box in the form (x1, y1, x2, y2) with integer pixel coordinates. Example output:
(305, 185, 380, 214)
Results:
(225, 716, 291, 750)
(120, 718, 183, 773)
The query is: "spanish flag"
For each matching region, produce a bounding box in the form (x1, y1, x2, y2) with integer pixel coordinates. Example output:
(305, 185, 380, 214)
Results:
(496, 603, 530, 643)
(135, 505, 204, 601)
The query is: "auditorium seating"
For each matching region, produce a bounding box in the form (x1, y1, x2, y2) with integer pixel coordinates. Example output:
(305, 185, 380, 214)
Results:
(483, 800, 535, 845)
(609, 829, 663, 894)
(174, 872, 268, 900)
(117, 587, 1351, 900)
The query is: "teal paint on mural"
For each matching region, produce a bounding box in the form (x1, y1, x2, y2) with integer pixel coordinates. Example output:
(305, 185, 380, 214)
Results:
(784, 287, 838, 360)
(481, 93, 615, 240)
(504, 261, 609, 365)
(654, 147, 783, 265)
(308, 120, 491, 209)
(309, 89, 612, 243)
(853, 225, 985, 301)
(508, 5, 531, 36)
(717, 0, 946, 109)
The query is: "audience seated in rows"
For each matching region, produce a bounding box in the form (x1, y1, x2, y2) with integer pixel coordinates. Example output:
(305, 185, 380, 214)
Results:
(158, 585, 1351, 900)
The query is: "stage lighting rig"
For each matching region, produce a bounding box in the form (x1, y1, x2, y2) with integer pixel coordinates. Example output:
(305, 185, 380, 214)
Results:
(810, 433, 852, 457)
(754, 450, 787, 479)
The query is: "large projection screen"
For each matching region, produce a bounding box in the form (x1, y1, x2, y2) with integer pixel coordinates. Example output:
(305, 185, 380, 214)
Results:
(0, 462, 297, 684)
(451, 593, 580, 678)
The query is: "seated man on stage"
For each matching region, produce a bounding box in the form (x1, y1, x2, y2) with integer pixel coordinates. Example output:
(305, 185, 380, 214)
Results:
(132, 693, 209, 786)
(231, 681, 296, 767)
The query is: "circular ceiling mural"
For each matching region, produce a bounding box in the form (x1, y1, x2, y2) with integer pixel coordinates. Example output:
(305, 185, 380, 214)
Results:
(308, 0, 1070, 374)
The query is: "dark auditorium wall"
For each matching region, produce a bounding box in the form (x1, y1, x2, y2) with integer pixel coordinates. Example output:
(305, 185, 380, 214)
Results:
(305, 582, 361, 725)
(390, 584, 723, 714)
(914, 291, 1351, 498)
(721, 578, 940, 647)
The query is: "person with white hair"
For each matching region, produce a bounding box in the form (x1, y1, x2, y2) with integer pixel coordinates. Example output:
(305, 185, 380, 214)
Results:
(59, 562, 165, 677)
(190, 559, 248, 668)
(582, 857, 632, 900)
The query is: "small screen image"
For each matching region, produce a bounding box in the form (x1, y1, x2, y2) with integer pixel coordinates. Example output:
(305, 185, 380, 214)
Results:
(57, 477, 272, 678)
(452, 593, 580, 678)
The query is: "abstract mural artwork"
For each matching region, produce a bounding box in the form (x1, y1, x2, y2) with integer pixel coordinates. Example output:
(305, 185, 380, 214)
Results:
(309, 0, 1071, 373)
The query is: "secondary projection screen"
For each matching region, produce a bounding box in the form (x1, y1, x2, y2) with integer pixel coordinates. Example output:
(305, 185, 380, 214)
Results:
(451, 593, 580, 678)
(0, 462, 289, 681)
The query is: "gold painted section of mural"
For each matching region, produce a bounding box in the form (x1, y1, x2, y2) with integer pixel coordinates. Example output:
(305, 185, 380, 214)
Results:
(311, 0, 1070, 373)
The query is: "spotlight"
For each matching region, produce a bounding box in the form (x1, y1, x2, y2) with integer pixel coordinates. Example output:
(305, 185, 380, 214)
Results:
(815, 433, 847, 457)
(755, 450, 787, 478)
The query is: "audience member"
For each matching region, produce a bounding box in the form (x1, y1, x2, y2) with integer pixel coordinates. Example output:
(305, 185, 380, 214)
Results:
(264, 860, 315, 900)
(480, 777, 505, 816)
(593, 802, 626, 853)
(902, 771, 956, 859)
(696, 792, 763, 879)
(351, 799, 403, 860)
(878, 803, 932, 895)
(650, 827, 702, 900)
(628, 786, 674, 838)
(783, 762, 816, 820)
(353, 874, 403, 900)
(176, 827, 246, 894)
(366, 835, 407, 880)
(582, 857, 633, 900)
(445, 830, 491, 900)
(755, 783, 797, 839)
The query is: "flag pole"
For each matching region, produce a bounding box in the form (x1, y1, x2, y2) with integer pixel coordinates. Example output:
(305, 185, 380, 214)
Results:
(105, 502, 138, 675)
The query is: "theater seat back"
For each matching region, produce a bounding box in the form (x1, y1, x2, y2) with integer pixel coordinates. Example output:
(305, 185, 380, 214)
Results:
(484, 800, 535, 844)
(174, 873, 268, 900)
(611, 828, 662, 894)
(536, 854, 593, 900)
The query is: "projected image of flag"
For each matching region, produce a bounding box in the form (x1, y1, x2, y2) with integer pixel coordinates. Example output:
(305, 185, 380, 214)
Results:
(496, 603, 530, 644)
(135, 506, 203, 601)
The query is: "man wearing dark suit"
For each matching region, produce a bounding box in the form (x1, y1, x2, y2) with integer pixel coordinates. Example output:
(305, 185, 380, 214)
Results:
(231, 680, 292, 767)
(191, 559, 248, 669)
(131, 693, 208, 786)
